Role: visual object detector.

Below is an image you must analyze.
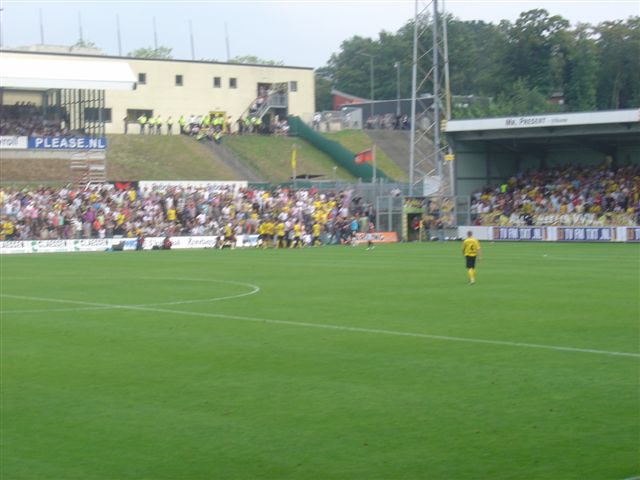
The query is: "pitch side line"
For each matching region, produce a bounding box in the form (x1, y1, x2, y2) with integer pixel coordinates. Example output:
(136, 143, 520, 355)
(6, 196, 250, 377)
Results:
(2, 293, 639, 359)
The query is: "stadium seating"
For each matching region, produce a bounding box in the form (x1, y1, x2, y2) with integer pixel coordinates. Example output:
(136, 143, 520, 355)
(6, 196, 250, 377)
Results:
(470, 164, 640, 226)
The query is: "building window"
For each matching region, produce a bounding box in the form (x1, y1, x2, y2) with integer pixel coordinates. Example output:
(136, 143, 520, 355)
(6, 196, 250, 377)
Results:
(175, 75, 183, 86)
(229, 77, 237, 89)
(290, 81, 298, 92)
(213, 77, 221, 88)
(84, 108, 112, 123)
(138, 73, 146, 85)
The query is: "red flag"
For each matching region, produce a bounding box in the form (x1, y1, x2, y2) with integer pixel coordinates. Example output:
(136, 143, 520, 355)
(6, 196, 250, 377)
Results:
(354, 148, 373, 164)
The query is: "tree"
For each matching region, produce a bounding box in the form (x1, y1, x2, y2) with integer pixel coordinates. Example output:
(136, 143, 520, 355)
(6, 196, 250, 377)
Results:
(229, 55, 284, 66)
(73, 38, 98, 49)
(127, 46, 173, 59)
(445, 18, 509, 96)
(563, 24, 598, 111)
(315, 72, 333, 112)
(505, 9, 570, 95)
(595, 17, 640, 109)
(317, 10, 637, 118)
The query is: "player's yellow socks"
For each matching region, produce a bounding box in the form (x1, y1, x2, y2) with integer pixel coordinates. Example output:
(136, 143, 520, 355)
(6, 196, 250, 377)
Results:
(470, 268, 476, 283)
(467, 268, 473, 283)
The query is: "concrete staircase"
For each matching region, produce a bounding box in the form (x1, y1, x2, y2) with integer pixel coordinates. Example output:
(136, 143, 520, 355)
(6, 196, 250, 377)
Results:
(200, 140, 264, 182)
(70, 151, 107, 186)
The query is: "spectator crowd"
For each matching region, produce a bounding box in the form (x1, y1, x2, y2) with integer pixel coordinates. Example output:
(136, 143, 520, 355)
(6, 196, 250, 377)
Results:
(132, 111, 289, 140)
(365, 114, 410, 130)
(0, 184, 376, 246)
(470, 164, 640, 226)
(0, 103, 72, 137)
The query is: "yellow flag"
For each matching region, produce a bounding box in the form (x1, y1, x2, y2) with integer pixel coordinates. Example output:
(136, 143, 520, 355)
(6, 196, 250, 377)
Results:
(291, 148, 297, 169)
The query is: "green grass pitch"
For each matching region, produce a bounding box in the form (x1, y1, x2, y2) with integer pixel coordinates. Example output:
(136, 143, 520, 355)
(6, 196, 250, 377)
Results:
(1, 242, 639, 479)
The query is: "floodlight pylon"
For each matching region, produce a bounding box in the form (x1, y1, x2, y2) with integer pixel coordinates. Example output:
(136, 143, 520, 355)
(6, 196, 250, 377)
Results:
(408, 0, 453, 196)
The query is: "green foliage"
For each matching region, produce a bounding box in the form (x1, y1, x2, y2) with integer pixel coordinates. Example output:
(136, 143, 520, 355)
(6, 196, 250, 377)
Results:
(452, 80, 561, 119)
(229, 55, 284, 66)
(595, 17, 640, 109)
(320, 10, 639, 116)
(505, 9, 570, 95)
(563, 25, 599, 111)
(314, 73, 333, 112)
(127, 46, 173, 59)
(72, 38, 98, 49)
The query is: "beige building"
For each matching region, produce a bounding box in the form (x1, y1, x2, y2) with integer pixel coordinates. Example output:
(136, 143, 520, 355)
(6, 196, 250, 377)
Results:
(0, 49, 316, 134)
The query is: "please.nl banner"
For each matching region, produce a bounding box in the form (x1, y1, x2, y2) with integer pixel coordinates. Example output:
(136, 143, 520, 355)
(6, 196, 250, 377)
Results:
(28, 136, 107, 150)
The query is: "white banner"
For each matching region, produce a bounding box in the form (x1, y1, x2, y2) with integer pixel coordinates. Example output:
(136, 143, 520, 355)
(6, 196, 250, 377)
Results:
(138, 181, 248, 194)
(0, 136, 28, 149)
(458, 226, 639, 243)
(0, 235, 263, 254)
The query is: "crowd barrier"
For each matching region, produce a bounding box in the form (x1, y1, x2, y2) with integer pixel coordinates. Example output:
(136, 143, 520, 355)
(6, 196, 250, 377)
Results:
(2, 227, 637, 255)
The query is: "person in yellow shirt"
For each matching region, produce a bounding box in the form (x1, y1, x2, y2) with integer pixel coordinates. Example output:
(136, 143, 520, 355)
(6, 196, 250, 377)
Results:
(276, 221, 286, 248)
(1, 217, 15, 240)
(265, 219, 275, 248)
(291, 221, 302, 248)
(462, 230, 481, 284)
(222, 223, 235, 249)
(311, 221, 321, 247)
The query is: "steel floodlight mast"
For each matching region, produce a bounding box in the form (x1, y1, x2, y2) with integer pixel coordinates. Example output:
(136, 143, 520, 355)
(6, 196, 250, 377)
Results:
(408, 0, 453, 197)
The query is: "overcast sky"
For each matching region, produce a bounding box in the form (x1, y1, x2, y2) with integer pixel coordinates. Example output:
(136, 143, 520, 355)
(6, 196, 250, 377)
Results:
(1, 1, 638, 68)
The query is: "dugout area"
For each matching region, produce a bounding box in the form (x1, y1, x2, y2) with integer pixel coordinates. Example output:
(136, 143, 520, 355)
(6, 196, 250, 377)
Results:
(445, 109, 640, 196)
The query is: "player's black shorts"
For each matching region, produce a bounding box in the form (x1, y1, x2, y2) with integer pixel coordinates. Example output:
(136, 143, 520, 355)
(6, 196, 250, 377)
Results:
(466, 256, 476, 268)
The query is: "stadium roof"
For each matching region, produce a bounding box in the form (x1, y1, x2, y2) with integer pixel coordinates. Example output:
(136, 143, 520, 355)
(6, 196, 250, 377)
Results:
(445, 109, 640, 149)
(0, 56, 136, 90)
(446, 109, 639, 134)
(0, 48, 315, 71)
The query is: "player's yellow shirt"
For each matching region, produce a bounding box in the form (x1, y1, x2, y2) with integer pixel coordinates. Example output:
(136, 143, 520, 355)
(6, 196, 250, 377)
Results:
(463, 237, 480, 257)
(312, 223, 321, 237)
(265, 222, 275, 235)
(276, 222, 285, 236)
(166, 208, 176, 221)
(293, 224, 302, 237)
(2, 221, 14, 236)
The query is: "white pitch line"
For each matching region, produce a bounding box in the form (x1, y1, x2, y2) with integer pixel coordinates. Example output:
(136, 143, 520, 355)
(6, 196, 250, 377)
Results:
(2, 293, 639, 359)
(1, 278, 260, 314)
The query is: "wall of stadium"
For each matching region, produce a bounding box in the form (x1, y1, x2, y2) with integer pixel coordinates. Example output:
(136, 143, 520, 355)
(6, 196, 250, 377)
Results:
(1, 51, 315, 134)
